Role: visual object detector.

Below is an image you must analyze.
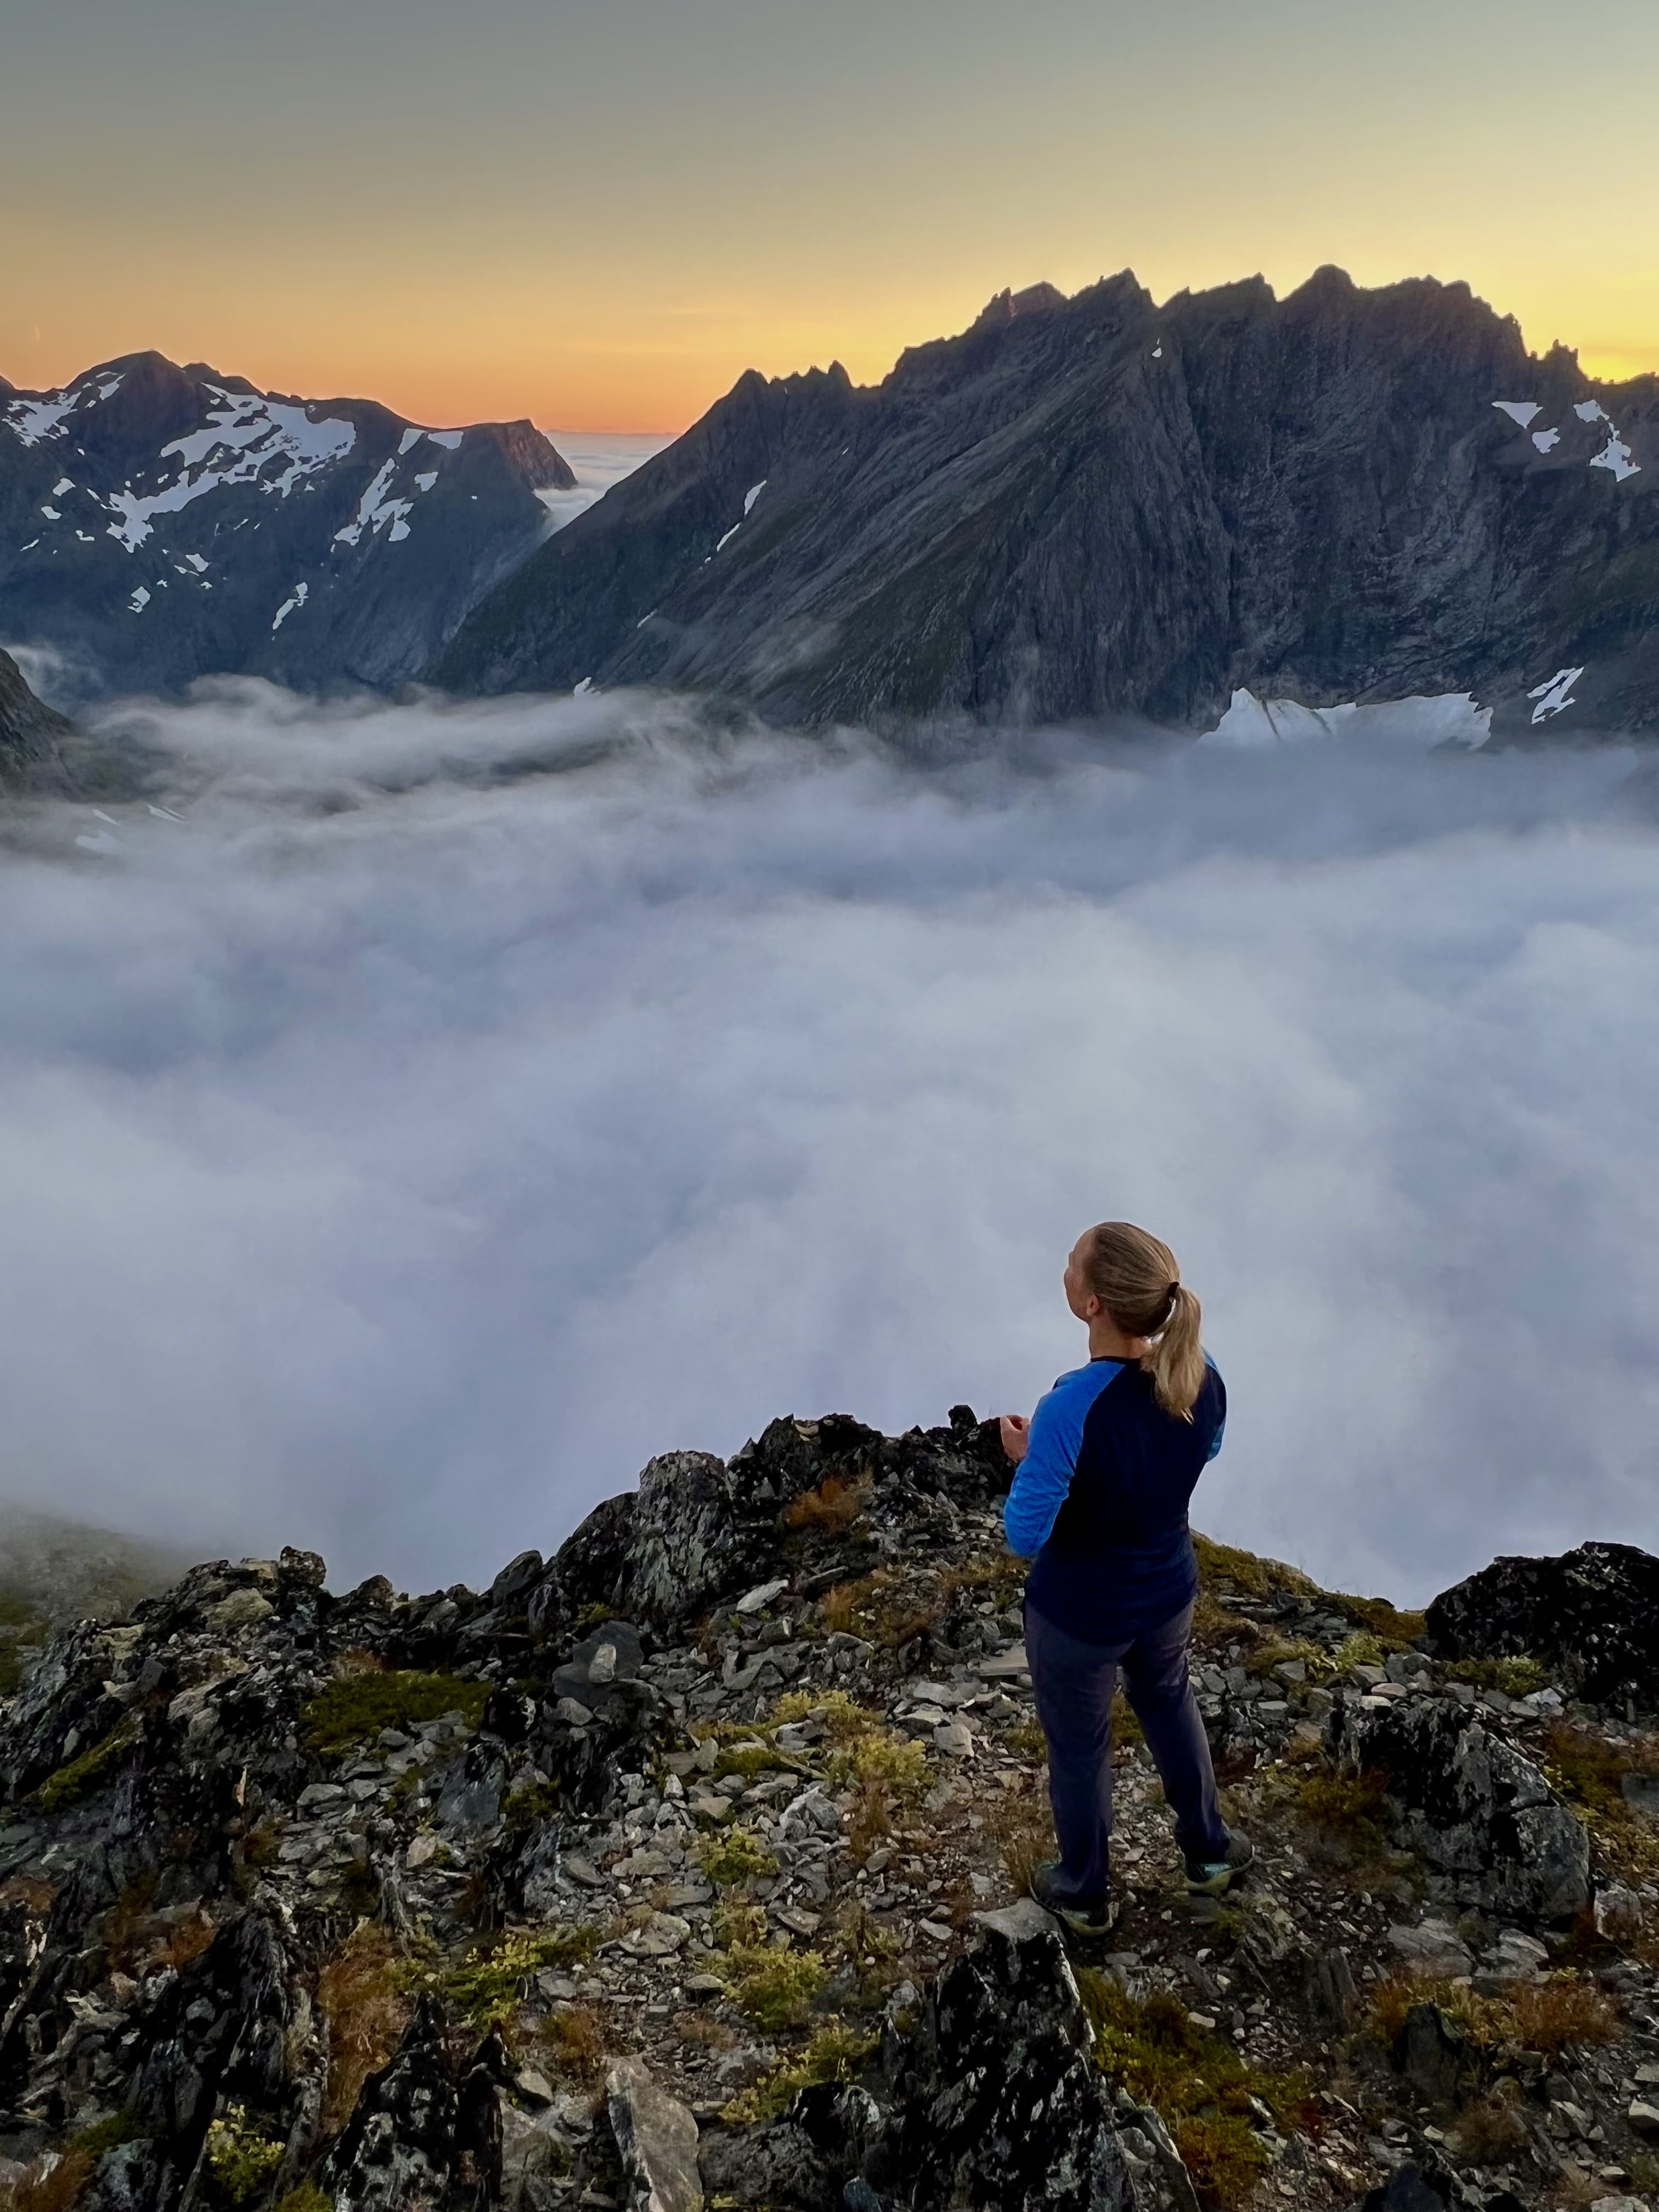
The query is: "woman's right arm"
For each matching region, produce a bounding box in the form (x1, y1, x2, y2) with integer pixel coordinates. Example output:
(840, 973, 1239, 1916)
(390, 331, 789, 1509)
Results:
(1003, 1374, 1094, 1558)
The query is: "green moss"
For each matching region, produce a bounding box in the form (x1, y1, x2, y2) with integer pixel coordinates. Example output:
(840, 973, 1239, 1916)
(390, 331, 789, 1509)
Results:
(36, 1718, 138, 1814)
(1296, 1764, 1390, 1847)
(696, 1825, 778, 1887)
(501, 1780, 560, 1843)
(1245, 1636, 1330, 1681)
(720, 2022, 877, 2124)
(716, 1940, 829, 2030)
(1448, 1655, 1548, 1698)
(1192, 1533, 1317, 1600)
(1331, 1592, 1426, 1649)
(275, 2189, 335, 2212)
(70, 2111, 142, 2158)
(204, 2104, 285, 2204)
(768, 1689, 883, 1742)
(300, 1670, 487, 1757)
(1079, 1974, 1311, 2211)
(711, 1743, 787, 1782)
(826, 1733, 929, 1798)
(419, 1926, 599, 2030)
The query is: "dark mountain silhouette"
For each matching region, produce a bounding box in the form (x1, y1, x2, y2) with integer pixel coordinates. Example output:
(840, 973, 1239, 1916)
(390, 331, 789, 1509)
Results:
(435, 267, 1659, 738)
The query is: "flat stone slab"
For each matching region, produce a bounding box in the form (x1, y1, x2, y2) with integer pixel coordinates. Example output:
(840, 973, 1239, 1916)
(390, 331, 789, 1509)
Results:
(971, 1895, 1059, 1943)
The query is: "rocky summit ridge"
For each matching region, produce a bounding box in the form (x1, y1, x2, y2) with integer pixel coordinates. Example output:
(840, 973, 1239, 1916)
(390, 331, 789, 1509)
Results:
(0, 353, 575, 698)
(435, 267, 1659, 740)
(5, 1410, 1659, 2212)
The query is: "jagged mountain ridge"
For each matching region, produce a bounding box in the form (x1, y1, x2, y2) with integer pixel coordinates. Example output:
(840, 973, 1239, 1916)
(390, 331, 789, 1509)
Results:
(434, 267, 1659, 738)
(0, 352, 576, 697)
(4, 1406, 1659, 2211)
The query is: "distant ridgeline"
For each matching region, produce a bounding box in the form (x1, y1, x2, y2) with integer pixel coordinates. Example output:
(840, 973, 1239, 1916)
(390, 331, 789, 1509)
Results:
(435, 268, 1659, 740)
(0, 353, 574, 696)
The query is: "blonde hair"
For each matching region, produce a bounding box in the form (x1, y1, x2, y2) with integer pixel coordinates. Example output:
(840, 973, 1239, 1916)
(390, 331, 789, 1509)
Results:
(1079, 1221, 1205, 1420)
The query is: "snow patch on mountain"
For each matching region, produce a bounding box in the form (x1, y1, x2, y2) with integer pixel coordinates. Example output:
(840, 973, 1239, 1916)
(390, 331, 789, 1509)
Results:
(3, 371, 125, 448)
(332, 459, 414, 549)
(1201, 689, 1492, 751)
(272, 582, 309, 633)
(1529, 667, 1584, 724)
(104, 386, 358, 553)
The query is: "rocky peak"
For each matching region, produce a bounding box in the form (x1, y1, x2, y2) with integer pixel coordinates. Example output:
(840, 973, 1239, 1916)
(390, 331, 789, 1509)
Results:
(0, 352, 577, 698)
(972, 281, 1069, 328)
(436, 266, 1659, 740)
(2, 1417, 1658, 2211)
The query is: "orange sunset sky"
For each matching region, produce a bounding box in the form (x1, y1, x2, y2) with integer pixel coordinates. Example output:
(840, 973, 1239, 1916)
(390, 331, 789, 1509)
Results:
(3, 0, 1656, 436)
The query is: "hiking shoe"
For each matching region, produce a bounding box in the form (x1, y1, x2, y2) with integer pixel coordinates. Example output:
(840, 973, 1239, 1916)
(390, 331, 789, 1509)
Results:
(1184, 1830, 1255, 1897)
(1031, 1861, 1121, 1937)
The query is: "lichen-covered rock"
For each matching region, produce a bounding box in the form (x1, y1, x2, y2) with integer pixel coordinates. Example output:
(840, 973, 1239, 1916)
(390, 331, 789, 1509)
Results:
(869, 1910, 1140, 2211)
(1426, 1541, 1659, 1708)
(1327, 1699, 1590, 1922)
(318, 1999, 487, 2203)
(619, 1452, 762, 1630)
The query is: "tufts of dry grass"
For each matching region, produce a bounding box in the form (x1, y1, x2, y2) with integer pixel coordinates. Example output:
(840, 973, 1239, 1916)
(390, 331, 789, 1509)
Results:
(990, 1786, 1053, 1898)
(783, 1473, 871, 1534)
(1446, 2090, 1530, 2165)
(317, 1923, 413, 2130)
(1541, 1722, 1659, 1883)
(847, 1779, 894, 1861)
(0, 2152, 94, 2212)
(1508, 1976, 1620, 2059)
(537, 2003, 607, 2084)
(1370, 1971, 1618, 2066)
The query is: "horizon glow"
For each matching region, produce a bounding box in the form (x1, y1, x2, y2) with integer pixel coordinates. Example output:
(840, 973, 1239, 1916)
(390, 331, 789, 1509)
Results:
(3, 0, 1657, 433)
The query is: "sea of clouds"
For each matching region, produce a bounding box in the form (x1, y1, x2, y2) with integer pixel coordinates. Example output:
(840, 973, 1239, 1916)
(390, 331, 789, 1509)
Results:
(2, 679, 1658, 1606)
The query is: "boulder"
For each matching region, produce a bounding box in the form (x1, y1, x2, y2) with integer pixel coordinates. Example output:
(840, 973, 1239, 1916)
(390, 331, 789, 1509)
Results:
(868, 1908, 1141, 2210)
(323, 1997, 506, 2210)
(1327, 1698, 1590, 1922)
(607, 2056, 703, 2212)
(1425, 1541, 1659, 1707)
(620, 1451, 760, 1628)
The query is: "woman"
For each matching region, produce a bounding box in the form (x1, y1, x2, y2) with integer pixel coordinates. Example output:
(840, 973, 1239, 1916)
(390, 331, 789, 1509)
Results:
(1001, 1220, 1251, 1936)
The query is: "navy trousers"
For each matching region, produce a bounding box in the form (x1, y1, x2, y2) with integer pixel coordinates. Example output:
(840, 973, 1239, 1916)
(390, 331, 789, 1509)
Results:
(1025, 1594, 1227, 1903)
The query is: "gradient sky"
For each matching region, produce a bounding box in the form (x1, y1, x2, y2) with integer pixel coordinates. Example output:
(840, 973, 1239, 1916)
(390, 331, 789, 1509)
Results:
(3, 0, 1656, 434)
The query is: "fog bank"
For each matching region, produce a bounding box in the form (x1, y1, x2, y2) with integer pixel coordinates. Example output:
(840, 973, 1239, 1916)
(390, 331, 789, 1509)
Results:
(2, 681, 1656, 1605)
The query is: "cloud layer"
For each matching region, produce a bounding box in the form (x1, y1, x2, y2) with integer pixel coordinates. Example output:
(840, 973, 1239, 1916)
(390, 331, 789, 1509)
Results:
(2, 683, 1657, 1606)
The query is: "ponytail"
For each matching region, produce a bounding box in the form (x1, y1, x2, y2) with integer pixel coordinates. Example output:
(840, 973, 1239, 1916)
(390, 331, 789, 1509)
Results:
(1077, 1221, 1207, 1420)
(1143, 1280, 1205, 1421)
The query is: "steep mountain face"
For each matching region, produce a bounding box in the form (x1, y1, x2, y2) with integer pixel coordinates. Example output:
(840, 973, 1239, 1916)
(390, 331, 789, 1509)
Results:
(2, 1404, 1658, 2212)
(435, 268, 1659, 737)
(0, 646, 75, 788)
(1, 353, 575, 696)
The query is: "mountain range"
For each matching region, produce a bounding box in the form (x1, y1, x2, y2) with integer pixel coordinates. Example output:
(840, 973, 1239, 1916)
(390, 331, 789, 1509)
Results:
(0, 352, 574, 697)
(435, 268, 1659, 738)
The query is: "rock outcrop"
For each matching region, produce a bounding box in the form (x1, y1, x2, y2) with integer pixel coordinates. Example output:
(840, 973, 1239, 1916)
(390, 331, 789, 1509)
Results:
(434, 267, 1659, 739)
(1327, 1701, 1591, 1923)
(2, 1413, 1659, 2212)
(1, 352, 575, 698)
(0, 647, 76, 791)
(1426, 1543, 1659, 1709)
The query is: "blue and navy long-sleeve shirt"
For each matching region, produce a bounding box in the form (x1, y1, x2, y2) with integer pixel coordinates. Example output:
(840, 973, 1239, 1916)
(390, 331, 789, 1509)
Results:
(1005, 1354, 1226, 1645)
